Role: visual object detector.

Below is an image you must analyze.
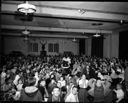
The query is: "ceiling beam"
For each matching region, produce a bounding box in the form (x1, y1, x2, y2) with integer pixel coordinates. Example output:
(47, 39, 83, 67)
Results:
(1, 25, 112, 34)
(2, 32, 88, 39)
(2, 11, 127, 24)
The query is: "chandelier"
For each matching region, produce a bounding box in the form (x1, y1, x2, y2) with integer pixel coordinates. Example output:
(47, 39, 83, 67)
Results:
(17, 1, 36, 15)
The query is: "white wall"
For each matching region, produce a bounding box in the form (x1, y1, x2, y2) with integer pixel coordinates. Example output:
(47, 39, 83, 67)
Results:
(3, 36, 79, 56)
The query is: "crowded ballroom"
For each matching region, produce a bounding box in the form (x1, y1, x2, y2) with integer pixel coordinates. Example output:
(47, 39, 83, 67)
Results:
(1, 1, 128, 103)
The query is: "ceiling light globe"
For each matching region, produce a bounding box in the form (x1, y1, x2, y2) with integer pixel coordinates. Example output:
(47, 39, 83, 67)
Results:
(18, 2, 36, 14)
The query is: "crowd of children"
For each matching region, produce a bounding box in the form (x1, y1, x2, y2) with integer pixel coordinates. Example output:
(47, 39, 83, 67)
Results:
(0, 54, 128, 103)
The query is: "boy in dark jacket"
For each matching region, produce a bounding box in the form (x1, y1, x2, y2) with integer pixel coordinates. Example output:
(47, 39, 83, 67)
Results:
(20, 77, 43, 102)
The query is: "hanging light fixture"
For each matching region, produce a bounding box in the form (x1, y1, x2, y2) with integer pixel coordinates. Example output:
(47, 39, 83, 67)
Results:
(93, 33, 101, 37)
(24, 36, 29, 41)
(22, 29, 29, 41)
(22, 29, 30, 35)
(72, 37, 77, 42)
(22, 24, 30, 35)
(93, 29, 101, 37)
(17, 1, 36, 15)
(22, 25, 30, 34)
(22, 22, 30, 41)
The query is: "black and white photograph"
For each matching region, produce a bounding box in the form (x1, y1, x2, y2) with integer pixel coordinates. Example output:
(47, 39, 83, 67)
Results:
(1, 1, 128, 103)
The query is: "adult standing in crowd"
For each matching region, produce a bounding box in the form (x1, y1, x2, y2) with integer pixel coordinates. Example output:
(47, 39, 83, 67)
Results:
(78, 74, 89, 103)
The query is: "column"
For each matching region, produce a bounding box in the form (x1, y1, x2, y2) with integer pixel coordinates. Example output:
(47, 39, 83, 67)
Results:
(85, 38, 92, 56)
(110, 31, 119, 58)
(103, 31, 119, 58)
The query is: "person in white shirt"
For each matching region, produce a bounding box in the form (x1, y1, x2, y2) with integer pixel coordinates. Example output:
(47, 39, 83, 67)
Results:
(78, 74, 89, 102)
(58, 76, 66, 88)
(1, 70, 6, 78)
(16, 79, 23, 91)
(34, 72, 39, 86)
(65, 85, 79, 102)
(88, 78, 96, 96)
(113, 83, 124, 103)
(13, 74, 20, 86)
(1, 68, 6, 86)
(13, 90, 21, 101)
(78, 74, 89, 88)
(98, 72, 104, 80)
